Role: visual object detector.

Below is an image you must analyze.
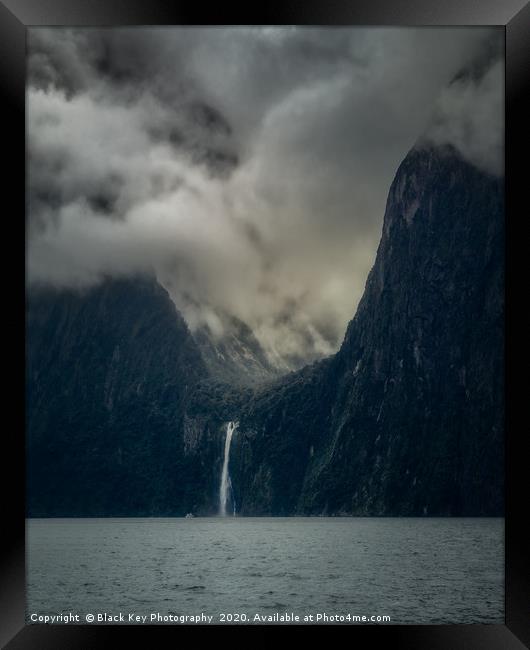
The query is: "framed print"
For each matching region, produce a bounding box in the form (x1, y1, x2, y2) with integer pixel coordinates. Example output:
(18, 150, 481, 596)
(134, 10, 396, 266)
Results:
(1, 1, 529, 647)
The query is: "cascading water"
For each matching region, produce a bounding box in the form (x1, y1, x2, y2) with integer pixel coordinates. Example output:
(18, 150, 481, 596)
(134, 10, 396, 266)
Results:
(219, 421, 238, 516)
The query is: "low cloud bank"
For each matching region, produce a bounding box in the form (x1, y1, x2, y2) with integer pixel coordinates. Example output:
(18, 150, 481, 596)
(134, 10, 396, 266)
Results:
(27, 27, 503, 367)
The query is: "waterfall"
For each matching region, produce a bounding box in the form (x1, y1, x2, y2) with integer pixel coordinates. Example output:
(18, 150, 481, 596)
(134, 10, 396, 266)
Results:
(219, 421, 238, 516)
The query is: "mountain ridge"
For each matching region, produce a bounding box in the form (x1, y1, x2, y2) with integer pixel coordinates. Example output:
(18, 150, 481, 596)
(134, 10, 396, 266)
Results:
(26, 143, 504, 517)
(231, 143, 503, 516)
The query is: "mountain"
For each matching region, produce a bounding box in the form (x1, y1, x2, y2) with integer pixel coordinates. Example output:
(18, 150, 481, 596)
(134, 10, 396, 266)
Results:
(26, 276, 213, 516)
(230, 144, 504, 516)
(26, 143, 504, 517)
(192, 313, 281, 387)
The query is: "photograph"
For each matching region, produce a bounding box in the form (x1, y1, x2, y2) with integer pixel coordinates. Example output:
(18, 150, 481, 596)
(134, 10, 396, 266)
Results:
(24, 24, 506, 628)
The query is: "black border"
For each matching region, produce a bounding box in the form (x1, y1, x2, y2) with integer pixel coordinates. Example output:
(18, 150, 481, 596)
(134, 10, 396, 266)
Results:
(2, 1, 529, 646)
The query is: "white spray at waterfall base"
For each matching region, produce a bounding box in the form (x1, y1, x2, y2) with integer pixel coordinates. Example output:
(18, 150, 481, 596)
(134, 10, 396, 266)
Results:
(219, 421, 238, 516)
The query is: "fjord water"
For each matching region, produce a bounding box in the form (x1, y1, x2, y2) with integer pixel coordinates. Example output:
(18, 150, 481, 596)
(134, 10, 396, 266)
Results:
(27, 518, 503, 624)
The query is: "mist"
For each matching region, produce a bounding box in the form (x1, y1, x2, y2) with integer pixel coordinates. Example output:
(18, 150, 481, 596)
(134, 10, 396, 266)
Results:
(27, 27, 504, 367)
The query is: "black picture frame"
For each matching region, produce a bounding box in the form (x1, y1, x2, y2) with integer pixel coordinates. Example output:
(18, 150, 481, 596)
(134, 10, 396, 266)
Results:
(2, 1, 528, 646)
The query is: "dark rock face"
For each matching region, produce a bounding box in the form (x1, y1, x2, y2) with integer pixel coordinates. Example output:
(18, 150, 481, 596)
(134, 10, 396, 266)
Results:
(233, 145, 504, 516)
(26, 144, 504, 517)
(26, 276, 213, 516)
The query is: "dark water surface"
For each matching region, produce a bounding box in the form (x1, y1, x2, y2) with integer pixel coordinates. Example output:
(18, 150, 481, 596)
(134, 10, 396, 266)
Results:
(27, 517, 503, 624)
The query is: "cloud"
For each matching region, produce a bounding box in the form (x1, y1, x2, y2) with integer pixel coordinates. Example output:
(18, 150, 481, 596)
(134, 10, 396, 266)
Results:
(27, 27, 504, 368)
(423, 58, 504, 175)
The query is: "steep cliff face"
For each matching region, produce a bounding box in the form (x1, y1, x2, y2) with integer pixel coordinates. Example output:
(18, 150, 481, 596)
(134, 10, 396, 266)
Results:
(232, 144, 504, 516)
(26, 276, 213, 516)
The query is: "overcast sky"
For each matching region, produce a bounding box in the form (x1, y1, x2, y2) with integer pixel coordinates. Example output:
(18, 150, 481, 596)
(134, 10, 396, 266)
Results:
(27, 27, 503, 368)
